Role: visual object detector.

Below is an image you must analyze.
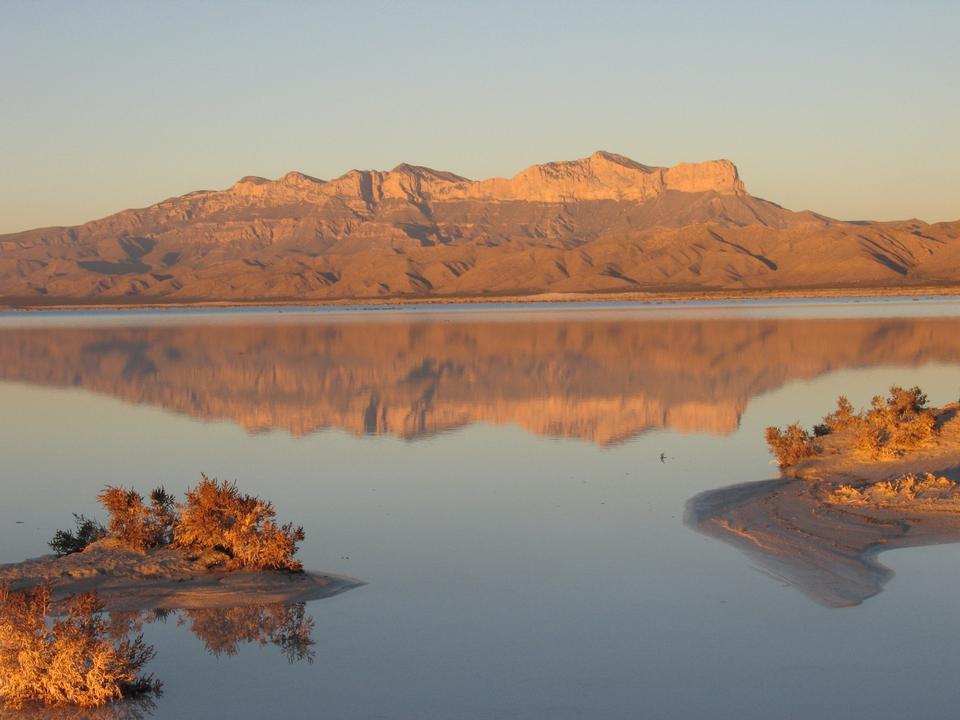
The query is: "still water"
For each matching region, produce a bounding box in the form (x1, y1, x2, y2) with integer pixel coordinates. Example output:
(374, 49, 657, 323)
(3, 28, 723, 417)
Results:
(2, 300, 960, 719)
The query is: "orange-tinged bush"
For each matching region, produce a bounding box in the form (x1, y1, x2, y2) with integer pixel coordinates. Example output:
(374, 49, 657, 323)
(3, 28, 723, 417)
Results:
(822, 396, 858, 433)
(765, 423, 816, 467)
(51, 477, 304, 571)
(0, 585, 160, 709)
(765, 386, 940, 468)
(97, 487, 178, 553)
(174, 475, 304, 572)
(854, 386, 937, 459)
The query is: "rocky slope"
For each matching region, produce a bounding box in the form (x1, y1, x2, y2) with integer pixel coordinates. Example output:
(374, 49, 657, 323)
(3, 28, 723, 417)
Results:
(2, 151, 958, 305)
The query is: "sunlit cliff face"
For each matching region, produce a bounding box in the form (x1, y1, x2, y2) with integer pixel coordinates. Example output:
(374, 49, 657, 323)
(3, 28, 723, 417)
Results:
(3, 150, 959, 305)
(1, 314, 960, 445)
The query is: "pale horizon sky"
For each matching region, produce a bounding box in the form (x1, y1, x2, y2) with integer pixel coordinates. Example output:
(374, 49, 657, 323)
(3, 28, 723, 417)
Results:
(1, 0, 958, 234)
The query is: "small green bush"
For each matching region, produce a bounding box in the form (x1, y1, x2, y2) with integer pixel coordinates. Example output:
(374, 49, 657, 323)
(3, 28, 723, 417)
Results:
(49, 514, 107, 557)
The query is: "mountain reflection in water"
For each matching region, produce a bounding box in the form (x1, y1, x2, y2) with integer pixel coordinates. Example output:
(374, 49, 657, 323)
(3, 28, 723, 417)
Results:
(1, 313, 960, 444)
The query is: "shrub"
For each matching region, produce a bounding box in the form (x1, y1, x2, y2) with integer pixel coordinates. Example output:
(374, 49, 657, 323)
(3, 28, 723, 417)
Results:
(147, 487, 177, 547)
(854, 386, 937, 459)
(51, 478, 303, 571)
(806, 387, 939, 460)
(826, 472, 955, 505)
(49, 514, 107, 557)
(765, 423, 816, 468)
(0, 585, 160, 708)
(174, 475, 304, 572)
(97, 486, 178, 552)
(822, 396, 857, 432)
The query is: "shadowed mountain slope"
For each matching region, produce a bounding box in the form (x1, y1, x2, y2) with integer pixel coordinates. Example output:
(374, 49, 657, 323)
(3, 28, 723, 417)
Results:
(2, 152, 958, 305)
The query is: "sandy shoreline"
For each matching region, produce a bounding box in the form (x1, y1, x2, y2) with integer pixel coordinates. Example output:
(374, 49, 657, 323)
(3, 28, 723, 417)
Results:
(4, 283, 960, 312)
(687, 403, 960, 607)
(0, 540, 362, 612)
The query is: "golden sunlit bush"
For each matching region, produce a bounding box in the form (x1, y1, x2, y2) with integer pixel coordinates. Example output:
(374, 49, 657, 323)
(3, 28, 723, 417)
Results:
(822, 396, 858, 433)
(765, 386, 940, 468)
(174, 475, 304, 572)
(853, 386, 937, 459)
(826, 472, 956, 505)
(765, 423, 816, 468)
(0, 585, 160, 709)
(49, 478, 303, 571)
(97, 487, 178, 553)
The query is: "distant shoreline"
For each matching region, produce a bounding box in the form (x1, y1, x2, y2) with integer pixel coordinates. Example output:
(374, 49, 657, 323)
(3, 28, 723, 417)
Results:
(5, 284, 960, 313)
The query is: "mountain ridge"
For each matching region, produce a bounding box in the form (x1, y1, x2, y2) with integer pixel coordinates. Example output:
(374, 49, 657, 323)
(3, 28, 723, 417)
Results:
(1, 151, 958, 305)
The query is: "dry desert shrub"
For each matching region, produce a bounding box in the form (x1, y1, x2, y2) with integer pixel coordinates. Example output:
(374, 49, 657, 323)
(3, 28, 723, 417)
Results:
(823, 484, 866, 504)
(826, 472, 956, 505)
(0, 585, 160, 709)
(822, 396, 858, 432)
(853, 386, 937, 459)
(773, 386, 941, 467)
(174, 475, 304, 572)
(764, 423, 816, 468)
(96, 487, 178, 553)
(50, 477, 303, 571)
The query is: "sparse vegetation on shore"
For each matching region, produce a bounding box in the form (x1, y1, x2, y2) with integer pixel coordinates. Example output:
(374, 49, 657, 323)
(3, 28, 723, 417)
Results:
(49, 475, 304, 572)
(175, 475, 305, 572)
(764, 423, 816, 468)
(3, 476, 314, 708)
(766, 386, 942, 467)
(826, 472, 958, 506)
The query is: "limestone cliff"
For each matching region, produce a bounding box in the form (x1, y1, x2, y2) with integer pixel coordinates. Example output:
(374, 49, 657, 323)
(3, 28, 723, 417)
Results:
(1, 151, 957, 305)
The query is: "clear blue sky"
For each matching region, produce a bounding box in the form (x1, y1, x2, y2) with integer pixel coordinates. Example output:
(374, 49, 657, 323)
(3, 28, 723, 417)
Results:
(1, 0, 957, 233)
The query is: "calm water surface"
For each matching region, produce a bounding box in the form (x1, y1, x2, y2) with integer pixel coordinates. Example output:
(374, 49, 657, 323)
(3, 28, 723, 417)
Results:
(2, 300, 960, 719)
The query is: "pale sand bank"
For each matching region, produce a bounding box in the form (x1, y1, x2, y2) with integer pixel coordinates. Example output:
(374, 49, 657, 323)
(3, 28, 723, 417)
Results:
(7, 282, 960, 312)
(687, 404, 960, 607)
(0, 539, 361, 611)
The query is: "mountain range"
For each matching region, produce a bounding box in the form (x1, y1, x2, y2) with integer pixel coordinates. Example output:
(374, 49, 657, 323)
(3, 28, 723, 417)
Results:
(1, 151, 958, 305)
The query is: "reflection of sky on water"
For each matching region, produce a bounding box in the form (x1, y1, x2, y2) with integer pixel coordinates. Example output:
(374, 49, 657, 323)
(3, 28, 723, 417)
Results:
(2, 302, 960, 719)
